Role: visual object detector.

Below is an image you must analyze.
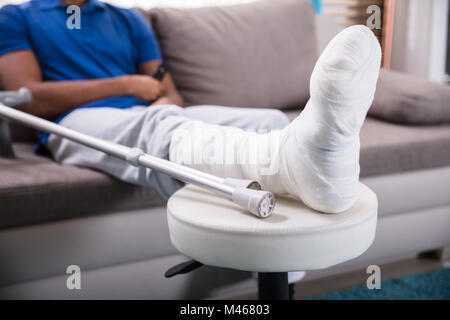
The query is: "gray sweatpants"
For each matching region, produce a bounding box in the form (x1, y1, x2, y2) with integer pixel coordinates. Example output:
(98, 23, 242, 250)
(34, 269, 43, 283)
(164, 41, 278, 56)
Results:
(47, 105, 290, 198)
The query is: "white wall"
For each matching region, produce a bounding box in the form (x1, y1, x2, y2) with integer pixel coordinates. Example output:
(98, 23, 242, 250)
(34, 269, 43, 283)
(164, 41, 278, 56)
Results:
(0, 0, 256, 8)
(104, 0, 255, 9)
(391, 0, 449, 82)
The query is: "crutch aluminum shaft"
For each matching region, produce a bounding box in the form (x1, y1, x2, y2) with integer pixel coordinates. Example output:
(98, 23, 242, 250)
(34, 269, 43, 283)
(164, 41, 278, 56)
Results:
(0, 98, 275, 218)
(0, 102, 230, 194)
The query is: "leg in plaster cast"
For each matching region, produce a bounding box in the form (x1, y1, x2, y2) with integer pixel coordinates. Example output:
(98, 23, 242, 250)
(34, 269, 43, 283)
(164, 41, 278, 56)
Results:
(169, 25, 382, 213)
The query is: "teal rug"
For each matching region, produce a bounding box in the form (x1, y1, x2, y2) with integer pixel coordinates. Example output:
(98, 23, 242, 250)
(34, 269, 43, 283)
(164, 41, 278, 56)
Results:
(310, 267, 450, 300)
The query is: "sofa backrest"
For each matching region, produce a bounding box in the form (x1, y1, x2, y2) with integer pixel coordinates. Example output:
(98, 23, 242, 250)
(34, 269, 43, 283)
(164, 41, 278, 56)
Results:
(146, 0, 317, 109)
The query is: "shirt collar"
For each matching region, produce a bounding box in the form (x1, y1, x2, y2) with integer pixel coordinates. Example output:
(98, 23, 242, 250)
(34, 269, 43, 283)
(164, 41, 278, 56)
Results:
(38, 0, 106, 11)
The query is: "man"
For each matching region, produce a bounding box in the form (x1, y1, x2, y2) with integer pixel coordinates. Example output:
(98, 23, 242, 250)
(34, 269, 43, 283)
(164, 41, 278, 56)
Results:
(0, 0, 381, 213)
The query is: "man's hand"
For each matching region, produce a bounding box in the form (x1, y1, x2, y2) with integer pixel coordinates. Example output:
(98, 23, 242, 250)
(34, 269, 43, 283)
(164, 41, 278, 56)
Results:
(138, 61, 184, 107)
(124, 75, 163, 102)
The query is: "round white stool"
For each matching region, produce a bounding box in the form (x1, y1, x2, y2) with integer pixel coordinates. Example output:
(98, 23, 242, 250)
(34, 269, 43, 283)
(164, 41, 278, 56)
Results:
(166, 183, 378, 299)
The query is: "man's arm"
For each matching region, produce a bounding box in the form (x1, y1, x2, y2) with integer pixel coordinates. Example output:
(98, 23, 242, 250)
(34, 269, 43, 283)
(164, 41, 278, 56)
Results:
(0, 50, 164, 118)
(138, 60, 184, 107)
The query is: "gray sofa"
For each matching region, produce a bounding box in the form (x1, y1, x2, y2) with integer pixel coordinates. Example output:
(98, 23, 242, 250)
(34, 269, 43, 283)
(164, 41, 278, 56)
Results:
(0, 0, 449, 299)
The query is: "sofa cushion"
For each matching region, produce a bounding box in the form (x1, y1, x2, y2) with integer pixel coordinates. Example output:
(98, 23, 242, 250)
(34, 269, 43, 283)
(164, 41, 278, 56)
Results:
(369, 69, 450, 124)
(0, 143, 165, 229)
(359, 118, 450, 176)
(9, 121, 36, 143)
(148, 0, 317, 109)
(0, 119, 14, 157)
(285, 111, 450, 177)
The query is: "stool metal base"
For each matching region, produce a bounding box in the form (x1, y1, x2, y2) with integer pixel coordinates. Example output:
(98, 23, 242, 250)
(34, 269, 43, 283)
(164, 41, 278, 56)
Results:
(166, 260, 295, 300)
(258, 272, 289, 300)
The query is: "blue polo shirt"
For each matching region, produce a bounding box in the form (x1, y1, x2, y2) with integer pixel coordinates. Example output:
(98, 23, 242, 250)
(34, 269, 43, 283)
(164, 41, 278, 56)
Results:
(0, 0, 162, 144)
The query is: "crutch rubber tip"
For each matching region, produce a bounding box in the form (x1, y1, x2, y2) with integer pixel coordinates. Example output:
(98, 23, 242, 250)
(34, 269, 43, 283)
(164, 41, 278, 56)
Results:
(232, 187, 276, 218)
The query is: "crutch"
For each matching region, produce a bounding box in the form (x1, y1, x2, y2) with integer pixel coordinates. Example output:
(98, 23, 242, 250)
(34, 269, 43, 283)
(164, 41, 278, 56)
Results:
(0, 88, 276, 218)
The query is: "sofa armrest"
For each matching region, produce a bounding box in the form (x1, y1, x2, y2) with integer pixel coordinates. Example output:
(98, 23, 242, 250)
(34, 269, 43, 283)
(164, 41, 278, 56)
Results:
(0, 118, 14, 158)
(0, 88, 34, 156)
(0, 83, 13, 157)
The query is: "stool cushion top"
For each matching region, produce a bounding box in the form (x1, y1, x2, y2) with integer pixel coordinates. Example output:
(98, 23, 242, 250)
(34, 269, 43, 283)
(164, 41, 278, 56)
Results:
(167, 183, 378, 272)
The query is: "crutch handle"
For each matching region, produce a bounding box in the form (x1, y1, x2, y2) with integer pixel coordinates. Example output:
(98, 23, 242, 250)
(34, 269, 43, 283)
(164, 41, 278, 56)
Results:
(0, 88, 32, 107)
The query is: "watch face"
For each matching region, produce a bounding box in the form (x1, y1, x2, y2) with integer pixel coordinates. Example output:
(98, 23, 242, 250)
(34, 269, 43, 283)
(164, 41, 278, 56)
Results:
(152, 64, 167, 81)
(259, 193, 275, 218)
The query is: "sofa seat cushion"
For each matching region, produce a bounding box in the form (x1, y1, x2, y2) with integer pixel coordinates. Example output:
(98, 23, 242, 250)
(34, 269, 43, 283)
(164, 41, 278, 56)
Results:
(0, 143, 165, 229)
(285, 111, 450, 177)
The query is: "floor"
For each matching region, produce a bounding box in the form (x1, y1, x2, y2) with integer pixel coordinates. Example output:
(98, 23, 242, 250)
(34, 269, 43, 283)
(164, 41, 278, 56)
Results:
(224, 252, 447, 300)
